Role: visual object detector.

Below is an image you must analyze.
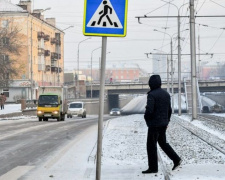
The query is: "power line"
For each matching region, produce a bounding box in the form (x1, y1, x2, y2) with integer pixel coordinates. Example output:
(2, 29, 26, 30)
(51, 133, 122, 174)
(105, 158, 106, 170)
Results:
(207, 30, 224, 52)
(210, 0, 225, 9)
(196, 0, 207, 14)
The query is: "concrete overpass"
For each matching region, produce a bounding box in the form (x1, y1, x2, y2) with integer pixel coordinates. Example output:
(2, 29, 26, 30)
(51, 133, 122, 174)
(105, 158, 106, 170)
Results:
(86, 80, 225, 97)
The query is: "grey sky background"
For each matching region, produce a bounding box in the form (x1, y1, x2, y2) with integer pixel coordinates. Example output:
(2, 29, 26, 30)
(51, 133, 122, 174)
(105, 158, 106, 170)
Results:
(11, 0, 225, 73)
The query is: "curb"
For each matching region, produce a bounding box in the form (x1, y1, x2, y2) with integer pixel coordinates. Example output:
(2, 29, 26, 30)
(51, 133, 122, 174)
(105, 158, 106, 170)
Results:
(0, 112, 23, 119)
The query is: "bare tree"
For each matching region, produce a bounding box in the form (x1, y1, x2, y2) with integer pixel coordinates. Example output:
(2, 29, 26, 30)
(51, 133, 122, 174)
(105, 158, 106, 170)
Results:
(0, 21, 23, 88)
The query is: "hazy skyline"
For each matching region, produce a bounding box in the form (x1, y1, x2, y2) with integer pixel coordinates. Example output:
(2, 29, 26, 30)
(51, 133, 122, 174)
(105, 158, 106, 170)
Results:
(11, 0, 225, 74)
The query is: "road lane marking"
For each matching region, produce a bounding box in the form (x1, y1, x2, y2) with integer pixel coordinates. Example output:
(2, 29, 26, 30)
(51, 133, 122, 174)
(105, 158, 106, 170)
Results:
(0, 122, 66, 141)
(0, 166, 34, 180)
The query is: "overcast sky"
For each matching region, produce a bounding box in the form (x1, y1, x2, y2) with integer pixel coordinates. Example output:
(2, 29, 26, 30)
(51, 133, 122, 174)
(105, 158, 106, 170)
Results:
(11, 0, 225, 73)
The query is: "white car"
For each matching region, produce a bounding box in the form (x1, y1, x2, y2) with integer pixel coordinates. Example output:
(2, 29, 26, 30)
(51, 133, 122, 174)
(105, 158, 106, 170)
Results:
(67, 102, 86, 118)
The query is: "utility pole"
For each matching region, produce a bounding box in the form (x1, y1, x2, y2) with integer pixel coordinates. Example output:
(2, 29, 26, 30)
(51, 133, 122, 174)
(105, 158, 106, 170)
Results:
(190, 0, 197, 119)
(198, 34, 201, 79)
(167, 55, 170, 93)
(178, 14, 182, 116)
(170, 39, 174, 113)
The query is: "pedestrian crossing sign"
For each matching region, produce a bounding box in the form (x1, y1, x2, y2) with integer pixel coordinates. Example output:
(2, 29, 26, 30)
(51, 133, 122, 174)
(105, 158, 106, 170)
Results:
(83, 0, 128, 37)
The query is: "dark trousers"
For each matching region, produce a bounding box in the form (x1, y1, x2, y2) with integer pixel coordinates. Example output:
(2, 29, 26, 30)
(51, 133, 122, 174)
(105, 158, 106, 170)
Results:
(147, 126, 180, 170)
(1, 105, 3, 110)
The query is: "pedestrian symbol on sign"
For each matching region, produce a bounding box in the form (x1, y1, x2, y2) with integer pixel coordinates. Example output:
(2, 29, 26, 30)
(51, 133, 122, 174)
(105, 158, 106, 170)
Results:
(87, 0, 123, 29)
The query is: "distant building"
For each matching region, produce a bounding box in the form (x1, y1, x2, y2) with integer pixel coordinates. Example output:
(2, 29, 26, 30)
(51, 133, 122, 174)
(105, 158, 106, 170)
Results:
(80, 63, 143, 83)
(0, 0, 64, 102)
(201, 61, 224, 80)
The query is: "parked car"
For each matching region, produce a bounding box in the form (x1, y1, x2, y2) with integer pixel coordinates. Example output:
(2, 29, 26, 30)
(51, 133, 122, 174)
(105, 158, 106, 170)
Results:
(110, 108, 121, 116)
(67, 102, 86, 118)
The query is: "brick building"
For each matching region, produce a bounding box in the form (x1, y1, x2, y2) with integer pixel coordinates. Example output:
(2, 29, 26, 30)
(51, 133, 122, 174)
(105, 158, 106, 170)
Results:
(0, 0, 64, 102)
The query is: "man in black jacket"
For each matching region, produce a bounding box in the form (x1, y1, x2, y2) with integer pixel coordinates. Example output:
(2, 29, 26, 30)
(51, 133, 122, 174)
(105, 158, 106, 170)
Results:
(142, 75, 182, 174)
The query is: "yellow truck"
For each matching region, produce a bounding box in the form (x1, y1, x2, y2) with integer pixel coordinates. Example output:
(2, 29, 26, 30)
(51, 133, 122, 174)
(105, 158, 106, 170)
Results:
(37, 86, 68, 121)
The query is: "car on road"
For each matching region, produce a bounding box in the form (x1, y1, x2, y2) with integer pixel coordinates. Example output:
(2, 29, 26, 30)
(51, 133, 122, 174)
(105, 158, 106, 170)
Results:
(67, 102, 86, 118)
(109, 108, 121, 116)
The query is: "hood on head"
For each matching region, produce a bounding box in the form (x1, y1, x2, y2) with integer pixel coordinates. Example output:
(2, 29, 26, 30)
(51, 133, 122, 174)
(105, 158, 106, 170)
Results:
(148, 75, 161, 90)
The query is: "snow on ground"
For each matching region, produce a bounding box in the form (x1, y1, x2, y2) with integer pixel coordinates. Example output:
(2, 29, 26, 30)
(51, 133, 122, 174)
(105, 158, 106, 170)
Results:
(98, 114, 225, 179)
(0, 104, 21, 115)
(175, 114, 225, 141)
(1, 105, 225, 179)
(102, 115, 148, 166)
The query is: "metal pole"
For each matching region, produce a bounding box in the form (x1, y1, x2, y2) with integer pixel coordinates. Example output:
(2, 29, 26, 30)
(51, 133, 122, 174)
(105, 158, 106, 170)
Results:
(178, 14, 182, 116)
(167, 55, 169, 93)
(96, 37, 107, 180)
(198, 34, 201, 79)
(91, 54, 93, 98)
(77, 38, 91, 98)
(171, 39, 174, 113)
(190, 0, 197, 119)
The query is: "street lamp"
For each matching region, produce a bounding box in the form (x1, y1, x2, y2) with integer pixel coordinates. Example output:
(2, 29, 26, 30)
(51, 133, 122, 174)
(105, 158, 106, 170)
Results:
(154, 28, 189, 114)
(91, 47, 101, 98)
(62, 25, 74, 31)
(59, 25, 74, 87)
(41, 7, 51, 13)
(77, 37, 91, 98)
(154, 29, 174, 113)
(160, 1, 189, 116)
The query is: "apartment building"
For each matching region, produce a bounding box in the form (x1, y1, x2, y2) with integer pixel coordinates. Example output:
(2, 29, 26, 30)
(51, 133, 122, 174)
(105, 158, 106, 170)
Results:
(0, 0, 64, 102)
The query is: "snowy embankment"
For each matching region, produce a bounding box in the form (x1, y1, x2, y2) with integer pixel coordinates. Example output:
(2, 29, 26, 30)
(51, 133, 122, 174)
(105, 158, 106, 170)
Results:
(121, 95, 147, 114)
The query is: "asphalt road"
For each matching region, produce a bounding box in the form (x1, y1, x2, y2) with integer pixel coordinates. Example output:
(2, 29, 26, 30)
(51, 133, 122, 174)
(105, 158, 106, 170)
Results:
(0, 115, 113, 177)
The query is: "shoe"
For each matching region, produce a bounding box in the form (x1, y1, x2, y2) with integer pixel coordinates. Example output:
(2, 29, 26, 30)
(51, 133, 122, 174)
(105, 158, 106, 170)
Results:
(142, 169, 158, 174)
(172, 159, 182, 171)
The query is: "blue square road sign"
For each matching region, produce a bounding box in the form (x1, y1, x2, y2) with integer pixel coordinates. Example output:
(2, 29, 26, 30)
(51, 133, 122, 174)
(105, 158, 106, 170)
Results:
(83, 0, 128, 37)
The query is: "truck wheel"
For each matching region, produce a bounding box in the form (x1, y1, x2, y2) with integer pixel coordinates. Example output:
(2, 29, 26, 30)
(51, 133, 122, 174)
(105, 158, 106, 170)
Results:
(67, 115, 69, 118)
(39, 117, 42, 121)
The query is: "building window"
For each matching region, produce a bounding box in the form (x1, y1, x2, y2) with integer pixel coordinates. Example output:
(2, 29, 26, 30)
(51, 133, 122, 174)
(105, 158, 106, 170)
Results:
(3, 89, 9, 97)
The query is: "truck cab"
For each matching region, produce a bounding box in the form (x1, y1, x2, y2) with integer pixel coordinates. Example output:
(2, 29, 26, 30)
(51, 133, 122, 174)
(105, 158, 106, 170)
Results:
(37, 86, 67, 121)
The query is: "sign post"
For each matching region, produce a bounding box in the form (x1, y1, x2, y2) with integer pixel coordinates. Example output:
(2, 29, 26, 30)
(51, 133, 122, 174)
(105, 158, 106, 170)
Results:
(83, 0, 128, 179)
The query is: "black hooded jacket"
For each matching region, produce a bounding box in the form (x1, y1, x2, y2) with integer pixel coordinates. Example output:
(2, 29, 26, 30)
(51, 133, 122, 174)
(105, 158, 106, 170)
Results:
(144, 75, 172, 127)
